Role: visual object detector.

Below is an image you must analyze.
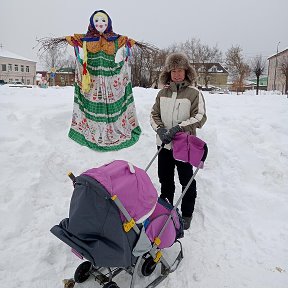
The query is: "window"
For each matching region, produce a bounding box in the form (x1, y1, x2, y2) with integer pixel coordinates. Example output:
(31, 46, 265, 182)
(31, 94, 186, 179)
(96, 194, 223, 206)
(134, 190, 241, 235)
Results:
(21, 65, 24, 72)
(8, 64, 12, 71)
(15, 78, 19, 81)
(210, 65, 217, 72)
(14, 64, 19, 72)
(1, 64, 7, 71)
(9, 78, 13, 83)
(27, 79, 30, 85)
(26, 66, 29, 72)
(198, 66, 205, 72)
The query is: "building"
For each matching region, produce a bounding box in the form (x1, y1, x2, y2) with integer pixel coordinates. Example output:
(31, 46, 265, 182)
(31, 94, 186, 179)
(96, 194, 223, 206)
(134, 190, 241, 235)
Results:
(47, 67, 75, 86)
(0, 48, 37, 85)
(249, 76, 268, 91)
(267, 48, 288, 93)
(193, 62, 229, 89)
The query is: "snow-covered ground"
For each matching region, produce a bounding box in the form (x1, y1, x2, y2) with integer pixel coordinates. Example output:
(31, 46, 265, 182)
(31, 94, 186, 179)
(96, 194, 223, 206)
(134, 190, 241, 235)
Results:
(0, 85, 287, 288)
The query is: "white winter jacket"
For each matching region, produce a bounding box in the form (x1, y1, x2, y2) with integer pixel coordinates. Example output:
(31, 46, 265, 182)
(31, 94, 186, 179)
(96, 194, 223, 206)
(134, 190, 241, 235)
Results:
(150, 81, 207, 149)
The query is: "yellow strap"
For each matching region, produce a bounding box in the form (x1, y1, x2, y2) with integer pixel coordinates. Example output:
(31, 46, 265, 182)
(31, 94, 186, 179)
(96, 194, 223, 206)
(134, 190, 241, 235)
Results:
(123, 218, 136, 232)
(154, 237, 161, 246)
(154, 251, 162, 263)
(82, 41, 91, 93)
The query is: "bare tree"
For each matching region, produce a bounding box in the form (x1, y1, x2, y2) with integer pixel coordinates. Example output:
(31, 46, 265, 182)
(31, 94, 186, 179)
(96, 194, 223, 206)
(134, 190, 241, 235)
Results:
(195, 44, 222, 88)
(148, 49, 170, 88)
(180, 38, 222, 87)
(280, 56, 288, 95)
(130, 45, 172, 88)
(195, 43, 222, 63)
(167, 42, 180, 53)
(131, 39, 222, 89)
(250, 55, 266, 95)
(38, 47, 68, 85)
(180, 38, 222, 63)
(130, 46, 147, 87)
(63, 55, 76, 70)
(226, 45, 250, 94)
(180, 38, 200, 63)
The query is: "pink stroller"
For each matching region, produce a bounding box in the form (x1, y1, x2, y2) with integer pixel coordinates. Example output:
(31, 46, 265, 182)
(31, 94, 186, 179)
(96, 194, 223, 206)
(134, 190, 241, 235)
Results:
(51, 132, 208, 288)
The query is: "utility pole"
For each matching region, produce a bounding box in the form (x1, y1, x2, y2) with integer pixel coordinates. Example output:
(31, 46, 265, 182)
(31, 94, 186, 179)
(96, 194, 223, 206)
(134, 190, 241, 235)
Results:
(273, 41, 280, 91)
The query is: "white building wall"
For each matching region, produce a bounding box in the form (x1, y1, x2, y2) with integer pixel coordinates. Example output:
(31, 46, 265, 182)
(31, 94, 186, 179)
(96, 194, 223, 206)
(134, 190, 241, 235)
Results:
(0, 57, 36, 84)
(267, 49, 288, 93)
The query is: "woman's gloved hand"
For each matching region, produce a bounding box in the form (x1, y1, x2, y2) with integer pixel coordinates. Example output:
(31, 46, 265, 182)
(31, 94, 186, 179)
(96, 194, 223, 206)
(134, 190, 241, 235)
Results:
(158, 125, 182, 144)
(156, 127, 168, 142)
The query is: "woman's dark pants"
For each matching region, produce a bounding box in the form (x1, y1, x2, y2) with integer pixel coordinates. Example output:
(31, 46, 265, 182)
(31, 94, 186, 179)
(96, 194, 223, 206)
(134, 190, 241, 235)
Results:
(158, 147, 197, 217)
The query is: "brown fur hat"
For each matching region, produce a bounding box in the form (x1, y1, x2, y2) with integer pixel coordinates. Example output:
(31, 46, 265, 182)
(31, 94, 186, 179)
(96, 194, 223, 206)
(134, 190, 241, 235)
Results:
(159, 52, 197, 85)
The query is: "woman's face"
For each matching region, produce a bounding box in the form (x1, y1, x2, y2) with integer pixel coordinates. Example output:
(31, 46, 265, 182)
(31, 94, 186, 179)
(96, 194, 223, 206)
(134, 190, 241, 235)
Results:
(171, 68, 185, 83)
(93, 13, 108, 33)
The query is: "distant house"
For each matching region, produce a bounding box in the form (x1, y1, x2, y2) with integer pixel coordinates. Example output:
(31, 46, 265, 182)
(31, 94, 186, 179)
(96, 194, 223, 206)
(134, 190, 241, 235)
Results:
(249, 76, 268, 91)
(227, 79, 258, 92)
(47, 67, 75, 86)
(267, 48, 288, 93)
(193, 63, 229, 89)
(0, 48, 37, 85)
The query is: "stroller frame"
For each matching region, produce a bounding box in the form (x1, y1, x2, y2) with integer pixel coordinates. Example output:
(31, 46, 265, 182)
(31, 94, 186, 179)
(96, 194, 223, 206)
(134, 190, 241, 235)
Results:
(67, 143, 207, 288)
(76, 239, 183, 288)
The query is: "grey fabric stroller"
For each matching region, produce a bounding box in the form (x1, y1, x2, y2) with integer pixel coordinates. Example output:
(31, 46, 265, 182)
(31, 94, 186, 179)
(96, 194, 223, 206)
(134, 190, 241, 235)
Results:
(51, 134, 208, 288)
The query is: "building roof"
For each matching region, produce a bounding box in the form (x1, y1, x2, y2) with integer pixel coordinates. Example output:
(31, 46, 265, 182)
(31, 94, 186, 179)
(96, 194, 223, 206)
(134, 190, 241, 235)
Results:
(249, 76, 268, 86)
(57, 67, 75, 73)
(267, 48, 288, 60)
(0, 48, 36, 62)
(192, 62, 229, 74)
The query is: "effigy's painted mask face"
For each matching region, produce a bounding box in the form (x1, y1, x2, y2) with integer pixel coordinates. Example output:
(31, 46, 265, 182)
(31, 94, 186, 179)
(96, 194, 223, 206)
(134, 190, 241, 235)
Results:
(93, 12, 108, 33)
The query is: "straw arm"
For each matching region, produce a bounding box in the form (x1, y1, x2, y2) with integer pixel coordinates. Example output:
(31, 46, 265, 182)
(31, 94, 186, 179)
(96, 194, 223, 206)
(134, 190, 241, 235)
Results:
(34, 36, 68, 55)
(134, 41, 160, 54)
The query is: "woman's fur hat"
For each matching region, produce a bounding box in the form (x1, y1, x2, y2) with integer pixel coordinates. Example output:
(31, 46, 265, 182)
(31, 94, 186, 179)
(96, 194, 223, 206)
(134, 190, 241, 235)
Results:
(159, 52, 197, 85)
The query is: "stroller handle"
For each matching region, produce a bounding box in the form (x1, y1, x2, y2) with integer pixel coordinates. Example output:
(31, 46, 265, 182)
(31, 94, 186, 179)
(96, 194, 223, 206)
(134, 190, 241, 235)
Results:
(145, 143, 165, 172)
(201, 144, 208, 163)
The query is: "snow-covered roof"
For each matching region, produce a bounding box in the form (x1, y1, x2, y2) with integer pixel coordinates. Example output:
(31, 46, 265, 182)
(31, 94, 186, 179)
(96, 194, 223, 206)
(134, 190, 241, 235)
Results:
(244, 80, 255, 85)
(193, 62, 229, 74)
(0, 48, 36, 62)
(267, 47, 288, 59)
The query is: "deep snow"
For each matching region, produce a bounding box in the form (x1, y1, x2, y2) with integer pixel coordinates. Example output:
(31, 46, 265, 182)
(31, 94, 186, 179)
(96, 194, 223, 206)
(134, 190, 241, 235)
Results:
(0, 85, 287, 288)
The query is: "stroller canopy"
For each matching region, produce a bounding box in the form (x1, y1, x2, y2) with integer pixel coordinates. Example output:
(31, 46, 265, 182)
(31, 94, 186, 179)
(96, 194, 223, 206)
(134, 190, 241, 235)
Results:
(51, 160, 158, 267)
(83, 160, 158, 223)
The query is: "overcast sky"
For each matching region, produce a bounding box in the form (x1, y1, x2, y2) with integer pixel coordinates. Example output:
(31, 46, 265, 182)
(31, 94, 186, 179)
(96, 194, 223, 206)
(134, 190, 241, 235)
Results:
(0, 0, 287, 63)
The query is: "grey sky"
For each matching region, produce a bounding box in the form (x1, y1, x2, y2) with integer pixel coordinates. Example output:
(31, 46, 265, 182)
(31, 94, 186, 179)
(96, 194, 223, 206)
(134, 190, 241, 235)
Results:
(0, 0, 287, 63)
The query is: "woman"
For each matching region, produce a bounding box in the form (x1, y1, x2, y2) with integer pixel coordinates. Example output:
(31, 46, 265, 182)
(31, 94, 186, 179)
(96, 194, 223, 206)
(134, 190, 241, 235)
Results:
(150, 52, 207, 229)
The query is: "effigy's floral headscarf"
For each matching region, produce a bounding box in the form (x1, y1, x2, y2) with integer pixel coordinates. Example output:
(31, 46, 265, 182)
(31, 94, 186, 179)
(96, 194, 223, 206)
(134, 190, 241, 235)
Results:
(82, 10, 120, 42)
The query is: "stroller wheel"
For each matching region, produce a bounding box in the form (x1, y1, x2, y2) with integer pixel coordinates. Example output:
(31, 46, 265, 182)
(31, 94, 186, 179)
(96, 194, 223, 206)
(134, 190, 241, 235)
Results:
(103, 281, 119, 288)
(74, 261, 92, 283)
(141, 256, 157, 276)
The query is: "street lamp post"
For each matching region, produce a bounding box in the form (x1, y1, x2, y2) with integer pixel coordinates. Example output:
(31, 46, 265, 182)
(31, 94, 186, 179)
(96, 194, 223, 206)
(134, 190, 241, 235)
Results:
(273, 41, 280, 91)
